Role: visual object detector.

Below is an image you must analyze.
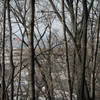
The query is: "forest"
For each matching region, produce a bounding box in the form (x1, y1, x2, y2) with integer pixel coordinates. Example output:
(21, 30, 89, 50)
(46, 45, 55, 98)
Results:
(0, 0, 100, 100)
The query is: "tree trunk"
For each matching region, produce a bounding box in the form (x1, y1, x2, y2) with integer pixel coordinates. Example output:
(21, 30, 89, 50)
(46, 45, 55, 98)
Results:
(28, 0, 35, 99)
(62, 0, 72, 100)
(77, 0, 88, 100)
(1, 0, 6, 100)
(7, 0, 15, 99)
